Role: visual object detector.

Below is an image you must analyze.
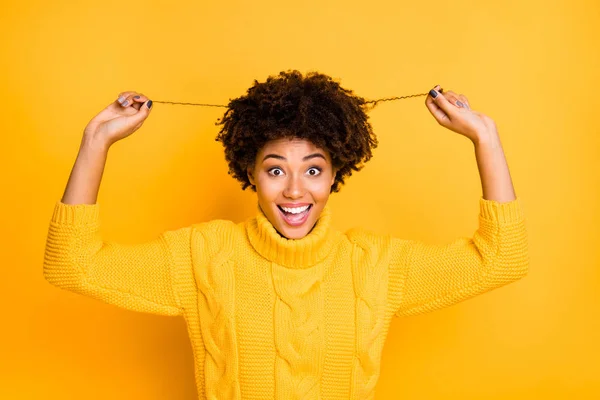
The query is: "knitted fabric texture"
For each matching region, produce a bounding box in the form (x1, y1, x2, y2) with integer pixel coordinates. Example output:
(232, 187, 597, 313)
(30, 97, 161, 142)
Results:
(43, 197, 529, 399)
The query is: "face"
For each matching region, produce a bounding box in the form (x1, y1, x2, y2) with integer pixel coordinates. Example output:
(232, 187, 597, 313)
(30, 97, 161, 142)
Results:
(247, 138, 336, 239)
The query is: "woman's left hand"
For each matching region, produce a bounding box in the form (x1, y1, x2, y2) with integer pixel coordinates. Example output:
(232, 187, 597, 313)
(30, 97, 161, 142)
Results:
(425, 85, 498, 144)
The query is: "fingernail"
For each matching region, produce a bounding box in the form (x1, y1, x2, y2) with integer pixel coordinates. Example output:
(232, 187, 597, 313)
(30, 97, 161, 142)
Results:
(147, 100, 153, 109)
(133, 95, 140, 99)
(122, 100, 128, 107)
(457, 101, 464, 107)
(117, 96, 125, 104)
(429, 89, 438, 98)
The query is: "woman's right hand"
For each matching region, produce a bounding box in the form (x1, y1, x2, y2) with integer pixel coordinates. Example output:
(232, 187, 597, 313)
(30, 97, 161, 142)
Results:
(83, 91, 153, 149)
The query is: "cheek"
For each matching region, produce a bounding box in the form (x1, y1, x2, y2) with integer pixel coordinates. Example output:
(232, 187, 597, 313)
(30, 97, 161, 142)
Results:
(256, 175, 281, 200)
(307, 177, 333, 199)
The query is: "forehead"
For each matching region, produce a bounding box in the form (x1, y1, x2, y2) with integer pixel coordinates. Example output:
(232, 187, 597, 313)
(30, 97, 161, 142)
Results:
(258, 138, 330, 159)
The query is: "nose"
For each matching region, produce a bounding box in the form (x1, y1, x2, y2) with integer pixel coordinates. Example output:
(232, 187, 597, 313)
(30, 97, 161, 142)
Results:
(283, 173, 305, 199)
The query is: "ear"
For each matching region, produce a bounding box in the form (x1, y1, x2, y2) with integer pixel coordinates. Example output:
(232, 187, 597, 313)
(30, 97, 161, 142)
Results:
(247, 167, 256, 186)
(330, 168, 337, 186)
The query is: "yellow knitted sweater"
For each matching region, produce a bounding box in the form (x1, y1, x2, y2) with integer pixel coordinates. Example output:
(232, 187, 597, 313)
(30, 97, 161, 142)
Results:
(43, 197, 528, 399)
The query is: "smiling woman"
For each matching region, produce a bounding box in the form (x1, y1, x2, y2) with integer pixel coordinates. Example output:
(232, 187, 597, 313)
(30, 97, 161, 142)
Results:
(215, 70, 379, 239)
(246, 138, 336, 239)
(43, 69, 529, 399)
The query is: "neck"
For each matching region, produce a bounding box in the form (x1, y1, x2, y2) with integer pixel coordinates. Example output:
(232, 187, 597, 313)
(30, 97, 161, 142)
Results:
(246, 203, 340, 269)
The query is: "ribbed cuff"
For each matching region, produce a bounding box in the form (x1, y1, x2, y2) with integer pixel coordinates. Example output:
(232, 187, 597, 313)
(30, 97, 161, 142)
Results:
(51, 201, 101, 225)
(479, 196, 524, 224)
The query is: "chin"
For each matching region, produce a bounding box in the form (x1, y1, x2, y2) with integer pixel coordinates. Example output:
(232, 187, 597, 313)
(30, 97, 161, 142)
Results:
(272, 204, 318, 239)
(277, 225, 313, 240)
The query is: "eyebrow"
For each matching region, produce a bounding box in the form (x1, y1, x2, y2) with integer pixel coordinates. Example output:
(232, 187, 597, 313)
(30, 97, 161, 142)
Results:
(262, 153, 326, 162)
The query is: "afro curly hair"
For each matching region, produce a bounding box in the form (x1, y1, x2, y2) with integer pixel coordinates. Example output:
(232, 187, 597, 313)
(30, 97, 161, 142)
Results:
(215, 70, 378, 193)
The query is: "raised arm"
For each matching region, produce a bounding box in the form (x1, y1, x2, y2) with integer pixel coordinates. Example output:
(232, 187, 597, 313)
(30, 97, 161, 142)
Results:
(390, 197, 528, 317)
(44, 204, 191, 316)
(424, 84, 516, 203)
(43, 92, 190, 316)
(389, 85, 529, 317)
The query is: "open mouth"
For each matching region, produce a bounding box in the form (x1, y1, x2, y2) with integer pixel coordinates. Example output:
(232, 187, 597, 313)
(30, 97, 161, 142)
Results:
(277, 204, 313, 227)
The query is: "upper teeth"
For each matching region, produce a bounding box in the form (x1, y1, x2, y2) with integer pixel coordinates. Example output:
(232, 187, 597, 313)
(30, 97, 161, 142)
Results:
(281, 205, 310, 214)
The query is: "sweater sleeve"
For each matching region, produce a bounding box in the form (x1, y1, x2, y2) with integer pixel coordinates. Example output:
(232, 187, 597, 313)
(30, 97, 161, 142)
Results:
(43, 201, 192, 316)
(389, 197, 529, 318)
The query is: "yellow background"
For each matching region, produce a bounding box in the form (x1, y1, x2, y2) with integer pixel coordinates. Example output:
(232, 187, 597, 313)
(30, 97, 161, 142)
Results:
(1, 0, 598, 398)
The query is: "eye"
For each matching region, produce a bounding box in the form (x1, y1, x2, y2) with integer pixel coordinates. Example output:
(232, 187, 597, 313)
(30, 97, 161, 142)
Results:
(307, 167, 321, 176)
(268, 167, 284, 177)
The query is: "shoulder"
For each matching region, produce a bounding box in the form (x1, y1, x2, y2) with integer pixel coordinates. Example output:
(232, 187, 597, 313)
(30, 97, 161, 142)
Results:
(186, 219, 245, 265)
(190, 218, 245, 245)
(343, 226, 392, 251)
(160, 218, 243, 250)
(191, 218, 240, 234)
(343, 227, 412, 265)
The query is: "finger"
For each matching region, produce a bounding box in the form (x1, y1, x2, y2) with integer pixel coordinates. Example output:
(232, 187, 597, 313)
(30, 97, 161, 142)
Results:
(442, 91, 471, 109)
(432, 84, 445, 93)
(458, 94, 470, 109)
(131, 93, 148, 103)
(442, 90, 462, 107)
(124, 99, 153, 126)
(117, 92, 148, 110)
(426, 86, 438, 105)
(116, 91, 136, 106)
(116, 91, 146, 108)
(425, 88, 449, 123)
(130, 93, 148, 110)
(118, 94, 136, 108)
(118, 92, 146, 109)
(429, 88, 459, 121)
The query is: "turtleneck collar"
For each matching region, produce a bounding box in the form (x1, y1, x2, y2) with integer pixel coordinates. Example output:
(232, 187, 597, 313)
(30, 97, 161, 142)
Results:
(246, 204, 339, 269)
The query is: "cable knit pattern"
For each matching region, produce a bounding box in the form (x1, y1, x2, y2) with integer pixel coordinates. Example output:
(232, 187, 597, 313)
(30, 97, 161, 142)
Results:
(347, 230, 391, 400)
(42, 197, 529, 399)
(249, 206, 333, 399)
(272, 262, 325, 399)
(191, 223, 241, 400)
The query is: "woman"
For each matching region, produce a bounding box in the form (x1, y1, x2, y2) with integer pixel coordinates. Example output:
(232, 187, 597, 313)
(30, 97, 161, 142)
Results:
(43, 70, 528, 399)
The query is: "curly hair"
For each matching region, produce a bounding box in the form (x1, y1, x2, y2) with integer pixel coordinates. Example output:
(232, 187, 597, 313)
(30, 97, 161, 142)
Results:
(215, 70, 378, 193)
